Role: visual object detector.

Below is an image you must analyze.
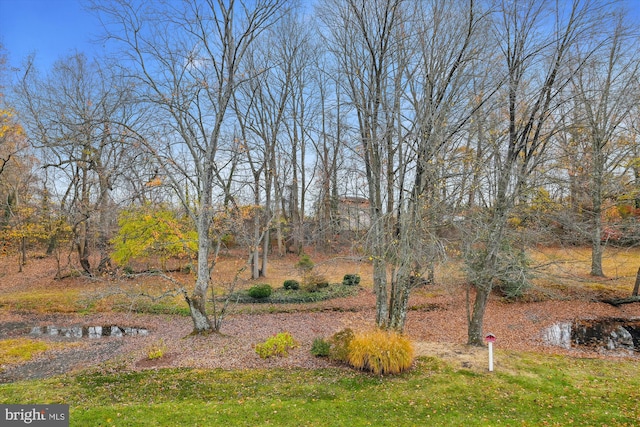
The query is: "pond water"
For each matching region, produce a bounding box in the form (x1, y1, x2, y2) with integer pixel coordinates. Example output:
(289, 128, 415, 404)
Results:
(29, 325, 149, 339)
(543, 318, 640, 352)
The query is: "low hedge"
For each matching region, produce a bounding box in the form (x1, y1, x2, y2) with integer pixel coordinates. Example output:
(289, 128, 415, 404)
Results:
(227, 283, 360, 304)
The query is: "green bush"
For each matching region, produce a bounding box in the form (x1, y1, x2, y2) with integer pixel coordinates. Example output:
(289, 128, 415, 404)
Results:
(310, 337, 331, 357)
(342, 274, 361, 286)
(283, 279, 300, 290)
(248, 284, 273, 299)
(302, 271, 328, 292)
(328, 328, 354, 363)
(255, 332, 298, 359)
(225, 283, 360, 304)
(295, 254, 314, 273)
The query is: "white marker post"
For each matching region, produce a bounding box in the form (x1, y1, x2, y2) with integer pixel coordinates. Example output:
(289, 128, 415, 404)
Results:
(485, 333, 496, 372)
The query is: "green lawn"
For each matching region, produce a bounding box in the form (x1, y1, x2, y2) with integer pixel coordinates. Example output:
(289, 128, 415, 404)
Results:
(1, 351, 638, 426)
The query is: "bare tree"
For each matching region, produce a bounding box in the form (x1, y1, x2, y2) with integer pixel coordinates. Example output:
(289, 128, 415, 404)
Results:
(391, 0, 489, 330)
(17, 54, 133, 275)
(319, 0, 406, 329)
(629, 114, 640, 212)
(319, 0, 486, 331)
(465, 0, 603, 345)
(232, 11, 314, 277)
(94, 0, 287, 333)
(279, 16, 319, 258)
(569, 15, 640, 276)
(311, 56, 348, 249)
(0, 110, 27, 184)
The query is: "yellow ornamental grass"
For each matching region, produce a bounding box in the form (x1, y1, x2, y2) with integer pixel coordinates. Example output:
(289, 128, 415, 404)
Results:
(255, 332, 298, 359)
(347, 329, 415, 375)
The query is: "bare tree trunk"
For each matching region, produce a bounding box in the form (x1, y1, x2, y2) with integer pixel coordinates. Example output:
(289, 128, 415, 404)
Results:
(188, 212, 213, 334)
(373, 256, 389, 328)
(590, 141, 605, 277)
(77, 222, 91, 275)
(468, 284, 490, 346)
(261, 228, 269, 278)
(388, 275, 410, 331)
(97, 177, 112, 273)
(467, 206, 507, 345)
(251, 220, 260, 279)
(185, 291, 212, 334)
(18, 236, 26, 273)
(590, 228, 604, 276)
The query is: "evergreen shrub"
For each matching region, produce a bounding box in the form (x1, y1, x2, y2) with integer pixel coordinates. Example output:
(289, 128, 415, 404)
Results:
(342, 274, 361, 286)
(283, 279, 300, 290)
(248, 284, 273, 299)
(310, 337, 331, 357)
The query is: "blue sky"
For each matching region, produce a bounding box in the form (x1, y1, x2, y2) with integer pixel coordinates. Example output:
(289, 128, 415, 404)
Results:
(0, 0, 101, 70)
(1, 0, 640, 73)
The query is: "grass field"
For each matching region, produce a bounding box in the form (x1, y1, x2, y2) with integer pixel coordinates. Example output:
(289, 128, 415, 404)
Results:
(529, 246, 640, 296)
(1, 351, 638, 426)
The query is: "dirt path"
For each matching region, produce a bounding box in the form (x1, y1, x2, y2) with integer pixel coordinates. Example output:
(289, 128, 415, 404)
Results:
(0, 340, 125, 383)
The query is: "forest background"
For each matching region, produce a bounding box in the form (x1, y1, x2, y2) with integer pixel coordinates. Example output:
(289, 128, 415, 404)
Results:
(1, 0, 639, 345)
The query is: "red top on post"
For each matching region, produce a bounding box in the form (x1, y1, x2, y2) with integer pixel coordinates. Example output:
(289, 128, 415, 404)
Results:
(485, 333, 496, 343)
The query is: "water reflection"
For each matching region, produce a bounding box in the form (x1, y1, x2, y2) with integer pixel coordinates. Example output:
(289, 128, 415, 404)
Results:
(542, 318, 640, 352)
(30, 325, 149, 338)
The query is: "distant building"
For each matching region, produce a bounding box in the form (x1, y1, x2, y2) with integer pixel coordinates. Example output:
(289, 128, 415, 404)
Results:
(338, 196, 371, 231)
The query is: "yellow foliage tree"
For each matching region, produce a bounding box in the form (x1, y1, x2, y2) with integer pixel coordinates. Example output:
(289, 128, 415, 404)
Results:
(0, 108, 26, 179)
(111, 205, 198, 270)
(0, 108, 40, 271)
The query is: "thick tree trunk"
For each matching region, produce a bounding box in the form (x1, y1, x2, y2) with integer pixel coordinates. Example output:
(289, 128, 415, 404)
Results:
(388, 275, 410, 332)
(77, 228, 91, 276)
(373, 257, 389, 329)
(46, 235, 57, 256)
(467, 196, 507, 346)
(591, 236, 604, 277)
(276, 221, 285, 257)
(188, 212, 213, 334)
(635, 166, 640, 210)
(97, 185, 112, 273)
(468, 285, 490, 346)
(186, 288, 212, 334)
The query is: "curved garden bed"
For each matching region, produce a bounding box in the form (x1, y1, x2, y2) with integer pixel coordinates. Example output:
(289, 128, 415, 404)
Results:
(227, 283, 361, 304)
